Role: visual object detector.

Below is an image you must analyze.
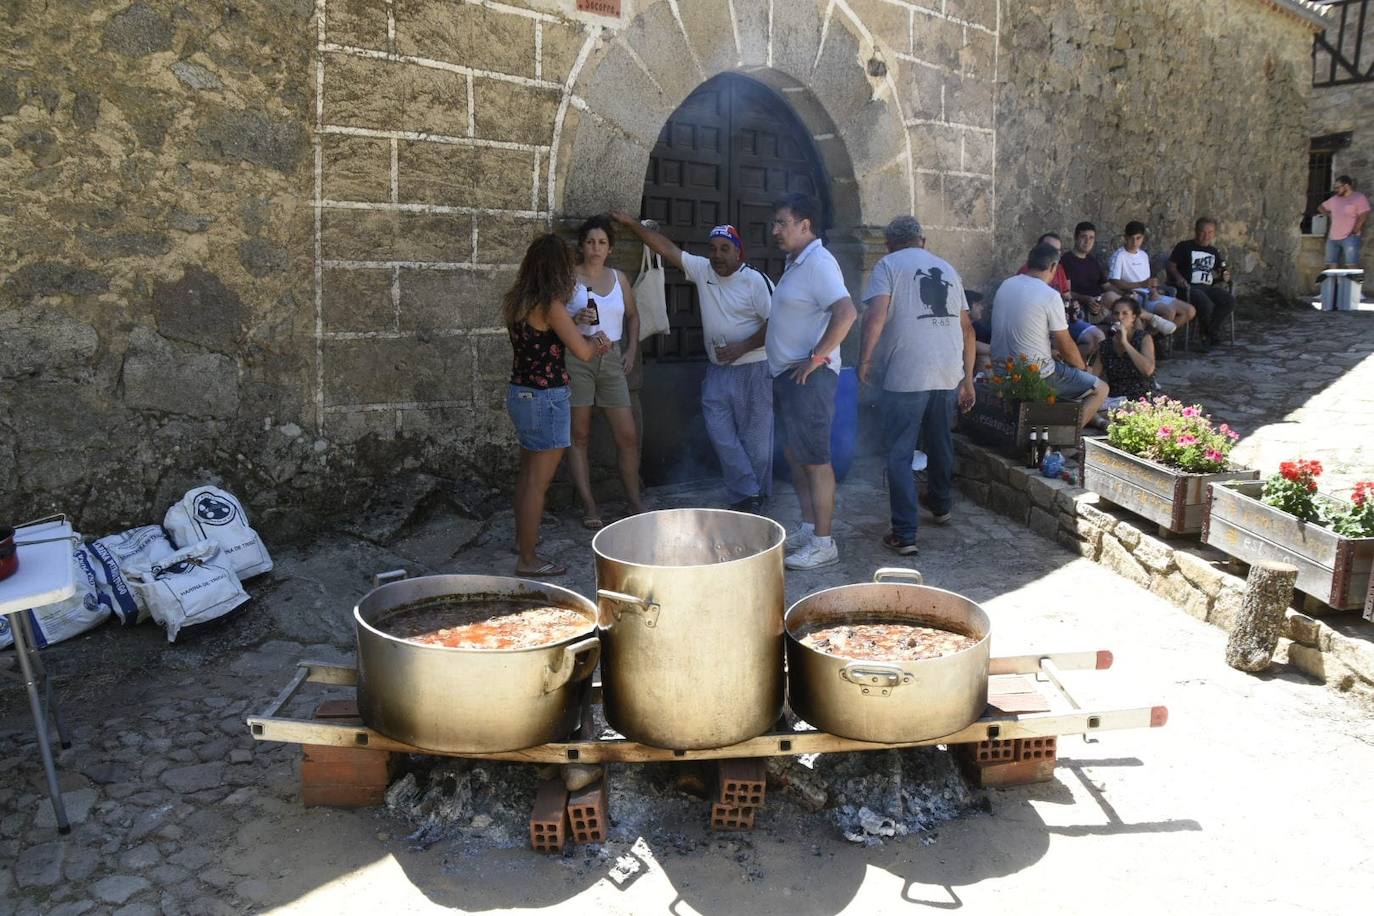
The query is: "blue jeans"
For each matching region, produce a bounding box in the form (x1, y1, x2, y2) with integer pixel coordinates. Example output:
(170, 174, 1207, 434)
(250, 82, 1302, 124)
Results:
(881, 388, 956, 540)
(1326, 235, 1362, 266)
(506, 385, 571, 451)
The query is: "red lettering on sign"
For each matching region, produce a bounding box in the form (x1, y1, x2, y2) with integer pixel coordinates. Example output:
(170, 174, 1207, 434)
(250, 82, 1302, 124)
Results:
(577, 0, 621, 15)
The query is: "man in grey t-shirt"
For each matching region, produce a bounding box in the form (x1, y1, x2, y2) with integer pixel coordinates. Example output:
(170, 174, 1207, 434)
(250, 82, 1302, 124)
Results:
(858, 216, 976, 554)
(992, 242, 1108, 428)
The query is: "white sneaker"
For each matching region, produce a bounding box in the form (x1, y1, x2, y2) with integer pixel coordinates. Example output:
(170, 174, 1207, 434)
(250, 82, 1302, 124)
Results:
(784, 525, 813, 551)
(785, 538, 839, 570)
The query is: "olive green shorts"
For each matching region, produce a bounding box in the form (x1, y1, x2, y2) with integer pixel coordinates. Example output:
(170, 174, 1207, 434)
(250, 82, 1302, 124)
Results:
(566, 350, 632, 409)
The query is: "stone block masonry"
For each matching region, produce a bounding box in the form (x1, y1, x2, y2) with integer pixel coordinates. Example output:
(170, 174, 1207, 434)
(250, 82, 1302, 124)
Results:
(0, 0, 1318, 540)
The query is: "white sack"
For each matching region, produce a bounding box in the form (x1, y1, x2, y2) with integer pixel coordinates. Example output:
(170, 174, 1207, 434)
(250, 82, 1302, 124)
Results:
(0, 541, 113, 649)
(88, 525, 176, 624)
(163, 486, 272, 579)
(126, 541, 249, 643)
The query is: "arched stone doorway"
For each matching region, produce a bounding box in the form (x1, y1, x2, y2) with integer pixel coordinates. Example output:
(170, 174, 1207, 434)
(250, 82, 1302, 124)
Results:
(636, 73, 831, 485)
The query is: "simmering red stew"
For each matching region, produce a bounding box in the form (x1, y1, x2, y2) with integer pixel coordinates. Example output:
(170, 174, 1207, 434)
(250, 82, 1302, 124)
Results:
(800, 622, 976, 662)
(379, 599, 590, 650)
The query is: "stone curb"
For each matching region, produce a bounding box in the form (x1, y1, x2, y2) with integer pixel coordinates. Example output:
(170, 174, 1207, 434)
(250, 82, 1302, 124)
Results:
(952, 435, 1374, 695)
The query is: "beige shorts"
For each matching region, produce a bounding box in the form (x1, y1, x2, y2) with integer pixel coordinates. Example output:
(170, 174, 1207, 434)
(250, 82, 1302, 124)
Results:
(566, 349, 631, 409)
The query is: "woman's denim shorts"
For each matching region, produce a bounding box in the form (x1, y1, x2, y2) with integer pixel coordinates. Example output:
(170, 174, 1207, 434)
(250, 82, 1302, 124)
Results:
(506, 384, 571, 451)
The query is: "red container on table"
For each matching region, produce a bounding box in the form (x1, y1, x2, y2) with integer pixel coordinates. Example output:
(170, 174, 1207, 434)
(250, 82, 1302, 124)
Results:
(0, 526, 17, 581)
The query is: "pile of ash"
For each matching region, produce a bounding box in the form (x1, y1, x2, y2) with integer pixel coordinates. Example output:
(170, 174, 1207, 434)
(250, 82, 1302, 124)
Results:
(384, 745, 986, 854)
(385, 758, 539, 850)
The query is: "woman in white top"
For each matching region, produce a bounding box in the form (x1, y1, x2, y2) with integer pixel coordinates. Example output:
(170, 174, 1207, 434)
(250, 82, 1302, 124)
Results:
(566, 215, 643, 528)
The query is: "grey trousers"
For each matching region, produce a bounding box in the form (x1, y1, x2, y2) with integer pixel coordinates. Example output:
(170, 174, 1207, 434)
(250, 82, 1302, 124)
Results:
(702, 360, 774, 502)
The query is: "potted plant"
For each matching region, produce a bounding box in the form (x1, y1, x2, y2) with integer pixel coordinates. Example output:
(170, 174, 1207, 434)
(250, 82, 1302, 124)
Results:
(1205, 461, 1374, 614)
(1082, 396, 1259, 536)
(960, 355, 1083, 459)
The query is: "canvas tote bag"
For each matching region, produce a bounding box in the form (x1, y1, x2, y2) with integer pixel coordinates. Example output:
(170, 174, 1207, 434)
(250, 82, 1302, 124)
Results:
(634, 243, 670, 340)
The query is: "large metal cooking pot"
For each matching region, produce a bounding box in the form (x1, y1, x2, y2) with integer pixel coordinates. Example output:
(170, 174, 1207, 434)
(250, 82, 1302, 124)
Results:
(593, 509, 785, 749)
(785, 568, 990, 743)
(354, 575, 599, 754)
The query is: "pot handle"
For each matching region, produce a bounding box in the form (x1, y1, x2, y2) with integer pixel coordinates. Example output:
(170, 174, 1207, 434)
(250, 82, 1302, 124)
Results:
(840, 663, 912, 698)
(542, 636, 601, 695)
(597, 589, 661, 629)
(873, 567, 923, 585)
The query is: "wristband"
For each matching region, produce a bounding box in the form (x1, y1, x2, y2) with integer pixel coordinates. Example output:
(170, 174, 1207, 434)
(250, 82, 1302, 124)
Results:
(809, 352, 831, 366)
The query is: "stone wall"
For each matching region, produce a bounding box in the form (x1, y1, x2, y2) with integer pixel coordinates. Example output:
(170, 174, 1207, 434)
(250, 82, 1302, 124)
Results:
(992, 0, 1316, 300)
(1, 1, 320, 536)
(1310, 4, 1374, 280)
(1, 0, 1321, 538)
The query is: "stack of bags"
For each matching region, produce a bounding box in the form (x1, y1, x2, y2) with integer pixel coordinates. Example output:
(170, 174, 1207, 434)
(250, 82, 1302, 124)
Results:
(0, 486, 273, 648)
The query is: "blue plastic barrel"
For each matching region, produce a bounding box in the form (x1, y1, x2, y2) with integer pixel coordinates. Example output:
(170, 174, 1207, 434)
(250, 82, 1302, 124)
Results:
(773, 367, 859, 484)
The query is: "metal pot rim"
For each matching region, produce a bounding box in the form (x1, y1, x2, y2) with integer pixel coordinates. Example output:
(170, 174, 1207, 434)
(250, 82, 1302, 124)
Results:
(592, 508, 784, 570)
(783, 580, 991, 662)
(353, 575, 597, 656)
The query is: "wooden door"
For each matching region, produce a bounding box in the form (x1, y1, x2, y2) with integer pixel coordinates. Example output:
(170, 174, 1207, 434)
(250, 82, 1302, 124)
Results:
(637, 75, 829, 486)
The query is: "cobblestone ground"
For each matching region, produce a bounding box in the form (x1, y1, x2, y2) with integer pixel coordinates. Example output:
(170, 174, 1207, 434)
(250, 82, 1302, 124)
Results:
(1155, 307, 1374, 499)
(1, 310, 1371, 915)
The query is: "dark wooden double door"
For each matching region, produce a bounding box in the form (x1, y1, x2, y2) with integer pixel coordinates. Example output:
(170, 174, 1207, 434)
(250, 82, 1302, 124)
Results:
(637, 74, 828, 485)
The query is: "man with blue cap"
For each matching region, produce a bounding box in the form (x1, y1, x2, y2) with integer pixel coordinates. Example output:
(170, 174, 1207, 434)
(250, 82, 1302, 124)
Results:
(612, 210, 775, 512)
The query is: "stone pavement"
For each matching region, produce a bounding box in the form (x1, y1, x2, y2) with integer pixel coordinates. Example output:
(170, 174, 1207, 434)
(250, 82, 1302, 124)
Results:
(2, 447, 1373, 914)
(1155, 307, 1374, 500)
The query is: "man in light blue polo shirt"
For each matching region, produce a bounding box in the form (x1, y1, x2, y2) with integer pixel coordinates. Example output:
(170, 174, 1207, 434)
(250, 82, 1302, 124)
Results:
(766, 192, 857, 570)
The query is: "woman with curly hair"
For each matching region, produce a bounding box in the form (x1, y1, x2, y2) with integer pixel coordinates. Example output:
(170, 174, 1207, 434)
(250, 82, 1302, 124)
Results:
(504, 233, 611, 576)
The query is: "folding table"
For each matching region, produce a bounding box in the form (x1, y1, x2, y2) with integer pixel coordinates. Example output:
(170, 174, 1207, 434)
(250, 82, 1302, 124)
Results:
(0, 517, 77, 833)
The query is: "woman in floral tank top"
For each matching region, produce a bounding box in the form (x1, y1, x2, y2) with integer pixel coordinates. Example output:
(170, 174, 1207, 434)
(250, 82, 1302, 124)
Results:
(503, 234, 610, 577)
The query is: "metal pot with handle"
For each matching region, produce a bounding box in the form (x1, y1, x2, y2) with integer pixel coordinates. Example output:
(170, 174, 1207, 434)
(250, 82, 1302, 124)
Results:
(354, 575, 599, 754)
(593, 509, 785, 750)
(785, 568, 990, 744)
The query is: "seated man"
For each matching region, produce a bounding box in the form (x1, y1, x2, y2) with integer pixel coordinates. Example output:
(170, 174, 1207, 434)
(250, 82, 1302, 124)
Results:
(1018, 231, 1105, 363)
(1061, 221, 1112, 326)
(967, 290, 992, 370)
(992, 242, 1108, 429)
(1108, 221, 1195, 332)
(1167, 216, 1235, 351)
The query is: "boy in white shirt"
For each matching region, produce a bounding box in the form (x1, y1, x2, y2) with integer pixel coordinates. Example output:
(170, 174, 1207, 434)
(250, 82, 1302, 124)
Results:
(1107, 220, 1195, 332)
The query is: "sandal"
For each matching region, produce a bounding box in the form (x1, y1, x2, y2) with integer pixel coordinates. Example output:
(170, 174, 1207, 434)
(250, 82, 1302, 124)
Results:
(581, 515, 604, 531)
(515, 558, 567, 577)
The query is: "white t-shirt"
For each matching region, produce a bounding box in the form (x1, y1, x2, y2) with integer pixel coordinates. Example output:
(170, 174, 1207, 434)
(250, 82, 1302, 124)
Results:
(1107, 247, 1151, 285)
(567, 273, 626, 343)
(861, 247, 968, 392)
(765, 239, 849, 377)
(990, 274, 1066, 378)
(680, 252, 771, 366)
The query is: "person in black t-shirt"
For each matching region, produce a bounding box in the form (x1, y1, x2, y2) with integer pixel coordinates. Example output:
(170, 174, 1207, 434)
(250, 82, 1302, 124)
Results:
(1061, 221, 1111, 326)
(1167, 217, 1235, 350)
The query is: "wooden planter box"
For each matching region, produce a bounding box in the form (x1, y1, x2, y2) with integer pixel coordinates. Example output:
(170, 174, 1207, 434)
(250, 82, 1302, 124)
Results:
(958, 385, 1083, 460)
(1081, 437, 1259, 537)
(1204, 481, 1374, 615)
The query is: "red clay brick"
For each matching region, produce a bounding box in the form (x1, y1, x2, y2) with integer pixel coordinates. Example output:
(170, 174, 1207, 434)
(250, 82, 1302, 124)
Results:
(302, 783, 387, 808)
(1015, 736, 1057, 762)
(709, 803, 756, 831)
(301, 756, 391, 785)
(968, 737, 1017, 764)
(530, 778, 569, 853)
(314, 698, 362, 719)
(965, 757, 1056, 788)
(717, 758, 766, 808)
(566, 779, 608, 844)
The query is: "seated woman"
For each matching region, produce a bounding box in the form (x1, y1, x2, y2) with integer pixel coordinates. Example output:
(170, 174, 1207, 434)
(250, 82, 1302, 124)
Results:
(1101, 289, 1175, 337)
(968, 290, 993, 371)
(1091, 295, 1157, 423)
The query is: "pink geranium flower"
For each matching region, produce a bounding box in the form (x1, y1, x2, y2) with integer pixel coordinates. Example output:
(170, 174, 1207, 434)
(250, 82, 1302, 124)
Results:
(1205, 448, 1224, 462)
(1156, 426, 1173, 439)
(1178, 434, 1197, 446)
(1181, 406, 1200, 418)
